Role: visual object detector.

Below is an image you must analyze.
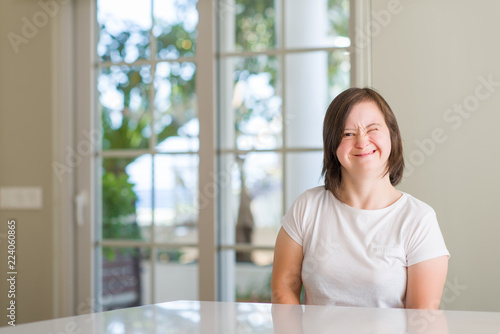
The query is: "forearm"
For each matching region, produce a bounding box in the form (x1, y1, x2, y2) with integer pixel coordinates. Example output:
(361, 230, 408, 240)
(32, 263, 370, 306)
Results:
(271, 272, 303, 304)
(406, 299, 441, 310)
(271, 288, 301, 304)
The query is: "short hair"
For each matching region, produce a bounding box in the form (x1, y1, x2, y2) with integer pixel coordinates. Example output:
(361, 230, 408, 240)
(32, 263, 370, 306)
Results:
(321, 87, 404, 201)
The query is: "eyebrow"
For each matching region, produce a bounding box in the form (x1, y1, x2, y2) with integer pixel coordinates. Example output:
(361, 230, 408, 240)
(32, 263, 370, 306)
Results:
(344, 123, 382, 131)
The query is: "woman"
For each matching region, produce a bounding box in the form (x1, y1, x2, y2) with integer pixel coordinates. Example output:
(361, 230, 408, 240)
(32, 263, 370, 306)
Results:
(271, 88, 449, 309)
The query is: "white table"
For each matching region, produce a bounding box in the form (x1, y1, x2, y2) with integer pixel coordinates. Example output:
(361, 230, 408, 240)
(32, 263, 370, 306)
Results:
(1, 300, 500, 333)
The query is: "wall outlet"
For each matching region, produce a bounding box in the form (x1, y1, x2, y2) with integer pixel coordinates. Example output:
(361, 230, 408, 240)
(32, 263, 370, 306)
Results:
(0, 187, 43, 210)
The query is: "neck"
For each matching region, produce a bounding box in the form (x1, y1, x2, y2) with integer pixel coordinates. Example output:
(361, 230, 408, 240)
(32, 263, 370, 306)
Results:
(338, 170, 401, 210)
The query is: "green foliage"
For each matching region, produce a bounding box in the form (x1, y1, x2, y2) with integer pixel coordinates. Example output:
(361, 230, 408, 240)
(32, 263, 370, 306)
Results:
(234, 0, 276, 52)
(232, 0, 279, 140)
(157, 23, 196, 58)
(101, 109, 150, 151)
(102, 171, 141, 240)
(99, 25, 150, 62)
(328, 0, 350, 37)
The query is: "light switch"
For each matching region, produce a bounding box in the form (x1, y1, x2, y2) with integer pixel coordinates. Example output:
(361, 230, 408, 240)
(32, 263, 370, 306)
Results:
(0, 187, 43, 210)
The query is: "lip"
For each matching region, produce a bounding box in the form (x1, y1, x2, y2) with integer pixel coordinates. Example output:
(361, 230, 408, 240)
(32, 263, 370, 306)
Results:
(353, 149, 376, 157)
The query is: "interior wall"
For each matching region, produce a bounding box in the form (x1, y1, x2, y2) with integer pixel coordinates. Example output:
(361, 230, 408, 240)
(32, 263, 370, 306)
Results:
(371, 0, 500, 311)
(0, 0, 55, 325)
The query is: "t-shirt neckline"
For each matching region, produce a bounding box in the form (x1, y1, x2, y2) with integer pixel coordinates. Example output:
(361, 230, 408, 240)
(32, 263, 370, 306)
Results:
(328, 190, 407, 214)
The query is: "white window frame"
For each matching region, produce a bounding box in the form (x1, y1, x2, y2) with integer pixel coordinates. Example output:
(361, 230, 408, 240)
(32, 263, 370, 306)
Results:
(74, 0, 97, 314)
(51, 0, 76, 318)
(56, 0, 371, 314)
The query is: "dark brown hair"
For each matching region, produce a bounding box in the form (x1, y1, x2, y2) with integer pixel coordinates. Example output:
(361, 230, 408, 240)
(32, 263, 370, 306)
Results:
(321, 87, 404, 200)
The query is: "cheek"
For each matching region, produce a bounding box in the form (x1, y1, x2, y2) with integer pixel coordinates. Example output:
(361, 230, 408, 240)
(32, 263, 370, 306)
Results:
(336, 142, 349, 157)
(377, 136, 392, 158)
(372, 133, 391, 149)
(336, 142, 352, 166)
(382, 135, 392, 151)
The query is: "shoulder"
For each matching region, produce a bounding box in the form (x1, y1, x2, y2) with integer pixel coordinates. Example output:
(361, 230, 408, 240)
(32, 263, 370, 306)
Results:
(292, 186, 331, 206)
(286, 186, 332, 216)
(299, 185, 329, 199)
(399, 192, 436, 218)
(400, 193, 449, 264)
(397, 193, 442, 238)
(281, 186, 331, 244)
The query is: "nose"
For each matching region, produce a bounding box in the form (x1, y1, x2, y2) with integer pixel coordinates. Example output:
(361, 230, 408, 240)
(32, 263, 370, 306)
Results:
(355, 132, 370, 148)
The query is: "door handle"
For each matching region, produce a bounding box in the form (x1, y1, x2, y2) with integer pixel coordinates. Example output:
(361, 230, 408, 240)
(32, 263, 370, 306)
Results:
(75, 190, 88, 227)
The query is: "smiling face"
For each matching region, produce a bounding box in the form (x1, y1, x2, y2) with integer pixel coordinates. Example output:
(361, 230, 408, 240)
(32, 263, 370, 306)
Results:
(322, 88, 405, 200)
(336, 101, 392, 179)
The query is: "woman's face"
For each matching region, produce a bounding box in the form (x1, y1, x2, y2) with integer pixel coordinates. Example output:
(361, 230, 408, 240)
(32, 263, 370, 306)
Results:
(336, 101, 392, 179)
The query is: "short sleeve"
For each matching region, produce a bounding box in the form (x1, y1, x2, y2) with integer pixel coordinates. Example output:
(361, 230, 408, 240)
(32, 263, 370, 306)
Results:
(281, 195, 306, 246)
(406, 211, 450, 267)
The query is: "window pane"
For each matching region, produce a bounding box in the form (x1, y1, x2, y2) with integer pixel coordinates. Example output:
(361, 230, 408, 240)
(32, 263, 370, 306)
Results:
(220, 249, 273, 302)
(286, 152, 324, 210)
(102, 156, 152, 241)
(154, 154, 198, 244)
(99, 65, 152, 150)
(219, 153, 282, 249)
(328, 50, 351, 100)
(154, 61, 198, 152)
(155, 247, 199, 302)
(101, 247, 151, 311)
(285, 50, 350, 148)
(154, 0, 198, 60)
(285, 0, 350, 49)
(219, 56, 282, 150)
(219, 0, 279, 53)
(97, 0, 152, 63)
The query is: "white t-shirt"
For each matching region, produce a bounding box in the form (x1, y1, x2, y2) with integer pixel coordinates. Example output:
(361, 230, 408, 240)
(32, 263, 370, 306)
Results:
(281, 186, 450, 308)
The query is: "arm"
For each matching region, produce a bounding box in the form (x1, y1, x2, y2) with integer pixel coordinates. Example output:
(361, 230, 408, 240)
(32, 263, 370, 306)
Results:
(271, 227, 304, 304)
(406, 255, 449, 309)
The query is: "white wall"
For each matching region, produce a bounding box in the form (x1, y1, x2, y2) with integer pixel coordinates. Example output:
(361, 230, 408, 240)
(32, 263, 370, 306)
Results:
(371, 0, 500, 312)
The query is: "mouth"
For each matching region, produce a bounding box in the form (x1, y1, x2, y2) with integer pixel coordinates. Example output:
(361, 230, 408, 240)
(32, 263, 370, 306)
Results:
(354, 149, 376, 157)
